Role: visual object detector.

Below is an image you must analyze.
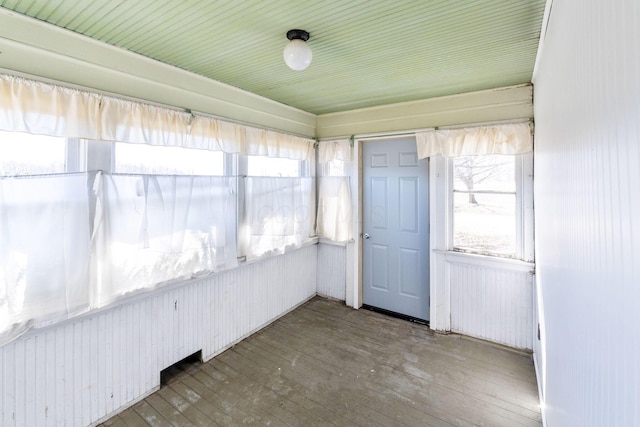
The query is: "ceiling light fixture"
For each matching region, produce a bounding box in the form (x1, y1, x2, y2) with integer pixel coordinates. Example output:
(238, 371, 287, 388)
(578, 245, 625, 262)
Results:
(283, 29, 312, 71)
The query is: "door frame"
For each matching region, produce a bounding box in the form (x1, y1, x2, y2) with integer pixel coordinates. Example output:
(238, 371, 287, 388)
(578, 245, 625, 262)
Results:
(346, 135, 432, 317)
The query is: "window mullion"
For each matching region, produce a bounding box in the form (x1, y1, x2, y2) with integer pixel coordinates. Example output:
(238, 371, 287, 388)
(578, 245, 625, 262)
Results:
(65, 138, 87, 172)
(237, 154, 248, 258)
(522, 152, 535, 262)
(515, 155, 524, 260)
(86, 140, 115, 173)
(447, 157, 455, 251)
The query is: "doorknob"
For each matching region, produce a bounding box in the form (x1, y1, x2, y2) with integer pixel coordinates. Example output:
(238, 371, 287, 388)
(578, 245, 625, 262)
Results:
(363, 233, 370, 239)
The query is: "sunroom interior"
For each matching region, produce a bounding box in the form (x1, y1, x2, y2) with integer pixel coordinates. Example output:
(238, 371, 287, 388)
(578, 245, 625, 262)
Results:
(0, 1, 638, 426)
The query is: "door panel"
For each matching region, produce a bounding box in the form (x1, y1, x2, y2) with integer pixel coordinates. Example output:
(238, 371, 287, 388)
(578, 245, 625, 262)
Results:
(399, 177, 419, 232)
(363, 138, 429, 320)
(399, 248, 420, 297)
(371, 177, 388, 229)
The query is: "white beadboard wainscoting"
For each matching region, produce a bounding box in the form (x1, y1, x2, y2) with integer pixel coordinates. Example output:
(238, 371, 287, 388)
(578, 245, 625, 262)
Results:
(316, 241, 347, 301)
(442, 251, 535, 350)
(0, 244, 317, 427)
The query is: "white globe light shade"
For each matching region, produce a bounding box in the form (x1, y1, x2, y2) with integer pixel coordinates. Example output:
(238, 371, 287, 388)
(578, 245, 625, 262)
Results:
(283, 39, 312, 71)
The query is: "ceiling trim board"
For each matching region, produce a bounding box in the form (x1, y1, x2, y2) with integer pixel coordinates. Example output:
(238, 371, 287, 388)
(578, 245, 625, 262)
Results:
(316, 84, 533, 139)
(0, 8, 316, 137)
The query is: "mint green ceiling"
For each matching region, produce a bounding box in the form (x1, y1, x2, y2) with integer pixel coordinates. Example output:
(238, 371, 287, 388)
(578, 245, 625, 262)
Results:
(0, 0, 546, 115)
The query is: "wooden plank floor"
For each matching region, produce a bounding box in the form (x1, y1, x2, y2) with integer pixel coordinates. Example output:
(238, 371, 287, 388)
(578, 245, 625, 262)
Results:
(100, 297, 541, 426)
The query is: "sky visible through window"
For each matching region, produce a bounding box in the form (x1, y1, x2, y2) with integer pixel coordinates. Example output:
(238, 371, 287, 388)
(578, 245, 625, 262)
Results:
(247, 155, 300, 177)
(0, 130, 66, 176)
(115, 142, 224, 175)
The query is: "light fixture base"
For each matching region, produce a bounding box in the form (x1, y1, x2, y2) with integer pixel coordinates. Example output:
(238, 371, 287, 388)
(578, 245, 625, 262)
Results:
(286, 29, 309, 42)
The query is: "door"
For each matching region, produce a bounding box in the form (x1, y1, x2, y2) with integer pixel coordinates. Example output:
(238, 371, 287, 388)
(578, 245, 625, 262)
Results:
(362, 138, 429, 320)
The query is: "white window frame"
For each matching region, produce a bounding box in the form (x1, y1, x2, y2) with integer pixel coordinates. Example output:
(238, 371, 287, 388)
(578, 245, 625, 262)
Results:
(447, 152, 534, 262)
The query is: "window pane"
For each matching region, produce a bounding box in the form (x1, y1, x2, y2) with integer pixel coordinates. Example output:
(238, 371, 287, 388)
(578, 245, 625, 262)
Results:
(240, 177, 315, 260)
(453, 192, 516, 257)
(0, 130, 66, 176)
(95, 175, 237, 302)
(453, 155, 515, 192)
(247, 156, 300, 177)
(114, 142, 223, 175)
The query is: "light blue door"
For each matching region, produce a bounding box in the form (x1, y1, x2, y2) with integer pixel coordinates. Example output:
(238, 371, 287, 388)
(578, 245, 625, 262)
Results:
(362, 138, 429, 320)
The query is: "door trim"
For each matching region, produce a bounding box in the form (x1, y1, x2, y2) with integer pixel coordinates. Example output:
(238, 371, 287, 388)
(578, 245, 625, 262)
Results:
(348, 136, 431, 312)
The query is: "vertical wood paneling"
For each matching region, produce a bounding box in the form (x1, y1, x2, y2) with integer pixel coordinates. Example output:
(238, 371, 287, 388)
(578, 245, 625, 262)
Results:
(0, 245, 316, 427)
(450, 260, 533, 350)
(533, 0, 640, 425)
(316, 243, 347, 301)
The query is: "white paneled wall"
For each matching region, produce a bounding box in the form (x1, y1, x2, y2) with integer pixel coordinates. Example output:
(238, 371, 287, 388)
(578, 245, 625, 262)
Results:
(0, 245, 317, 427)
(449, 258, 534, 350)
(316, 243, 347, 301)
(533, 0, 640, 425)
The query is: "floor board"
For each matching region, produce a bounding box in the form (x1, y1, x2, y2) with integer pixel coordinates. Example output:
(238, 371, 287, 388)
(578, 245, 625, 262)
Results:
(100, 297, 541, 426)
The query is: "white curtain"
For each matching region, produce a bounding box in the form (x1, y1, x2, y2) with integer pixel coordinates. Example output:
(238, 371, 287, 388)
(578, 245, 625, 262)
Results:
(0, 171, 238, 341)
(415, 122, 533, 158)
(189, 116, 314, 160)
(241, 177, 315, 260)
(244, 127, 314, 160)
(0, 75, 101, 139)
(316, 177, 352, 242)
(188, 116, 245, 154)
(317, 139, 352, 164)
(99, 97, 192, 147)
(0, 173, 92, 345)
(0, 74, 314, 160)
(315, 139, 353, 242)
(92, 173, 237, 305)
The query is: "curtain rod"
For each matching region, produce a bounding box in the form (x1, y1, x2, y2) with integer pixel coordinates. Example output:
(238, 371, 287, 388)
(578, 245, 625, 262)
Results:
(319, 118, 532, 142)
(318, 127, 434, 142)
(355, 127, 435, 141)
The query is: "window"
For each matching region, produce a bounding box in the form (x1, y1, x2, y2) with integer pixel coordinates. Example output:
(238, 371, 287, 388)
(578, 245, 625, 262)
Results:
(95, 141, 234, 303)
(0, 130, 238, 339)
(239, 155, 314, 260)
(316, 139, 353, 242)
(0, 130, 66, 176)
(115, 142, 224, 175)
(246, 155, 301, 177)
(0, 74, 318, 343)
(1, 131, 91, 337)
(451, 154, 531, 259)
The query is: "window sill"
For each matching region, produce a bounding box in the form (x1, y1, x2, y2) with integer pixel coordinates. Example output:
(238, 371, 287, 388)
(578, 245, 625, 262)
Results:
(318, 238, 354, 247)
(433, 249, 534, 273)
(238, 237, 320, 265)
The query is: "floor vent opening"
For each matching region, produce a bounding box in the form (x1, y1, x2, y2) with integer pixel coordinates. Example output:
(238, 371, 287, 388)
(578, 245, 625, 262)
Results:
(160, 350, 202, 386)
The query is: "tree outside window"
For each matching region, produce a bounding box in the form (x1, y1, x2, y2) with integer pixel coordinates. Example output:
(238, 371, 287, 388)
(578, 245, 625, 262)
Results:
(452, 155, 516, 257)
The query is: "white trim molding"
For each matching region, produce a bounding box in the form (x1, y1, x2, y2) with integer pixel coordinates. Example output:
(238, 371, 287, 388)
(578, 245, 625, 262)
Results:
(436, 250, 534, 272)
(316, 84, 533, 139)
